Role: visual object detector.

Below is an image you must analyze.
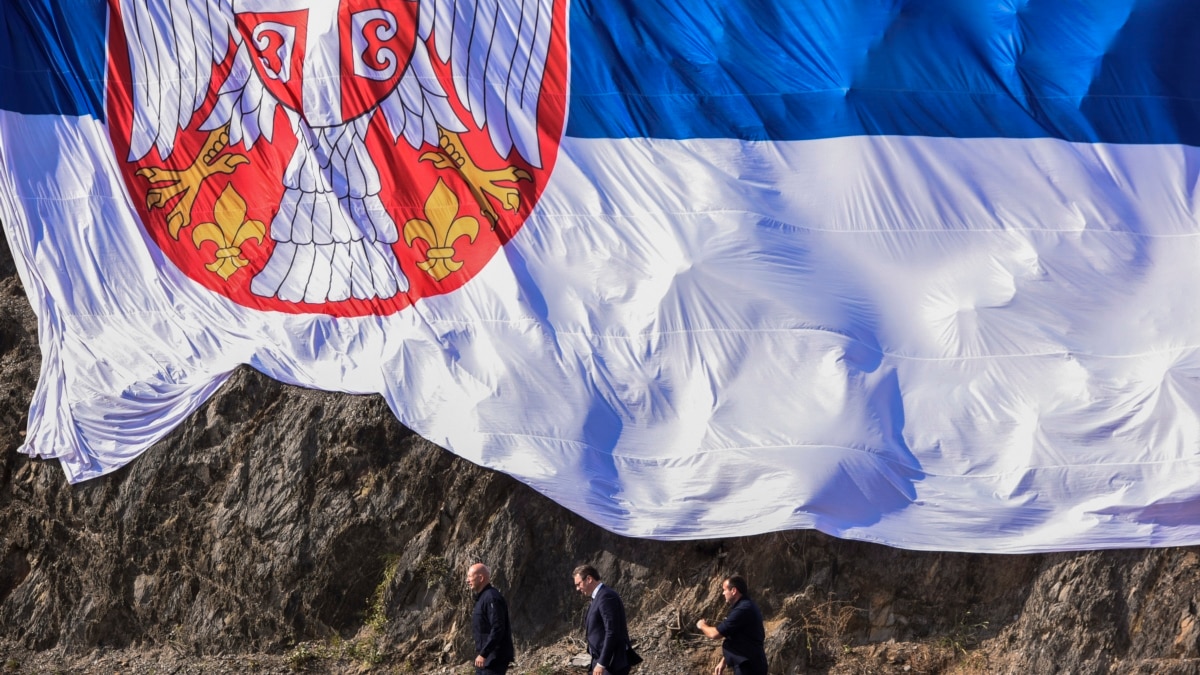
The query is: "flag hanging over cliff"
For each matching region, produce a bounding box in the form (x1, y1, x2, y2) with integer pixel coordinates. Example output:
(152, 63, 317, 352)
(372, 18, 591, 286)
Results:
(5, 0, 1200, 553)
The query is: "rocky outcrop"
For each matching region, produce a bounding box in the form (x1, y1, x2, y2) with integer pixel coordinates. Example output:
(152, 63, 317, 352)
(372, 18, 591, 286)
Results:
(2, 231, 1200, 674)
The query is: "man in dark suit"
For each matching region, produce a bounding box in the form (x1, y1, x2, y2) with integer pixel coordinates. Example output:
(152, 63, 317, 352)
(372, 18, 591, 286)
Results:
(467, 562, 515, 675)
(573, 564, 633, 675)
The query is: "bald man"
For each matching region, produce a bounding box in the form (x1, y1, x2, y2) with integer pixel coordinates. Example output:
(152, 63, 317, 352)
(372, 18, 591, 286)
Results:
(467, 563, 515, 674)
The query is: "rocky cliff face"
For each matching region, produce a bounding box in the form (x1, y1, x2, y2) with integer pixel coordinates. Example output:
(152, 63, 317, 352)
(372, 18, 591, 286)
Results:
(2, 232, 1200, 674)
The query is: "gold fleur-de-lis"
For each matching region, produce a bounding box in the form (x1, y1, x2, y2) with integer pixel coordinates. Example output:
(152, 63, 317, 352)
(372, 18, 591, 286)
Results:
(403, 179, 480, 281)
(137, 125, 249, 239)
(191, 185, 266, 280)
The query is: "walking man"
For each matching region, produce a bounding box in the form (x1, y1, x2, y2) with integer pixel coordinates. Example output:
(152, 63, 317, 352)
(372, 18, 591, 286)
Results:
(467, 562, 515, 675)
(573, 564, 633, 675)
(697, 575, 768, 675)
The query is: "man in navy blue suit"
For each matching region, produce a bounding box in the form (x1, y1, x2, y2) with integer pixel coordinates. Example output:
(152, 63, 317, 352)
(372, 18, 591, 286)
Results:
(573, 564, 633, 675)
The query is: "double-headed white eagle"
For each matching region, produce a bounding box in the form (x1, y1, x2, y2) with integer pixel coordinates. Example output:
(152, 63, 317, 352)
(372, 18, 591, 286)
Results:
(121, 0, 554, 303)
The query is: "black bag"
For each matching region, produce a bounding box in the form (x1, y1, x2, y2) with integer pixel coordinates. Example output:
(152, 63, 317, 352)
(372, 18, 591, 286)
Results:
(626, 642, 643, 668)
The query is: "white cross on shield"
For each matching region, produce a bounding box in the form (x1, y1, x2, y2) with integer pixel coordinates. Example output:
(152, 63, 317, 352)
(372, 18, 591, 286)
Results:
(234, 0, 418, 127)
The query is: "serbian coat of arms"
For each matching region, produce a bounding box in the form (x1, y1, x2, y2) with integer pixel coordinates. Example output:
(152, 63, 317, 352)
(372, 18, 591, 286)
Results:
(106, 0, 567, 317)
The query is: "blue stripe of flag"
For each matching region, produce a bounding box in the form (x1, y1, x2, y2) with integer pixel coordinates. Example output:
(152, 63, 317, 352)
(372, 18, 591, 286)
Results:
(0, 0, 105, 118)
(568, 0, 1200, 144)
(5, 1, 1200, 146)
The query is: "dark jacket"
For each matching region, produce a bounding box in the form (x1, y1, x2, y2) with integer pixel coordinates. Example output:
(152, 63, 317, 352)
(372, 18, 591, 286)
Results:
(584, 584, 631, 674)
(472, 585, 515, 669)
(716, 596, 767, 675)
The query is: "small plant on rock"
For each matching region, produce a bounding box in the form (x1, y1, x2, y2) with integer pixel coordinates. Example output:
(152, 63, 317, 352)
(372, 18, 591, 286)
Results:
(346, 637, 384, 667)
(939, 610, 990, 656)
(286, 642, 324, 671)
(800, 595, 861, 666)
(366, 554, 402, 633)
(415, 554, 452, 589)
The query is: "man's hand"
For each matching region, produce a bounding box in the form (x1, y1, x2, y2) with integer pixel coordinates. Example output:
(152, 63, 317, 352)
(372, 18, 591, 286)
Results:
(714, 658, 726, 675)
(697, 618, 721, 640)
(475, 655, 485, 667)
(592, 665, 606, 675)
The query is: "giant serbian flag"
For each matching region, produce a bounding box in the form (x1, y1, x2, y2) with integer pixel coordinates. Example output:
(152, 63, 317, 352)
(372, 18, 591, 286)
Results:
(3, 1, 1200, 552)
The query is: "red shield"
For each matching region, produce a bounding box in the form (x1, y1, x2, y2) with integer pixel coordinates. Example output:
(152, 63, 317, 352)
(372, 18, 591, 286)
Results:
(105, 0, 568, 318)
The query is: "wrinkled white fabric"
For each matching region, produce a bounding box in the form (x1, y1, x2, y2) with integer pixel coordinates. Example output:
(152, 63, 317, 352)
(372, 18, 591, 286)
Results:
(5, 106, 1200, 551)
